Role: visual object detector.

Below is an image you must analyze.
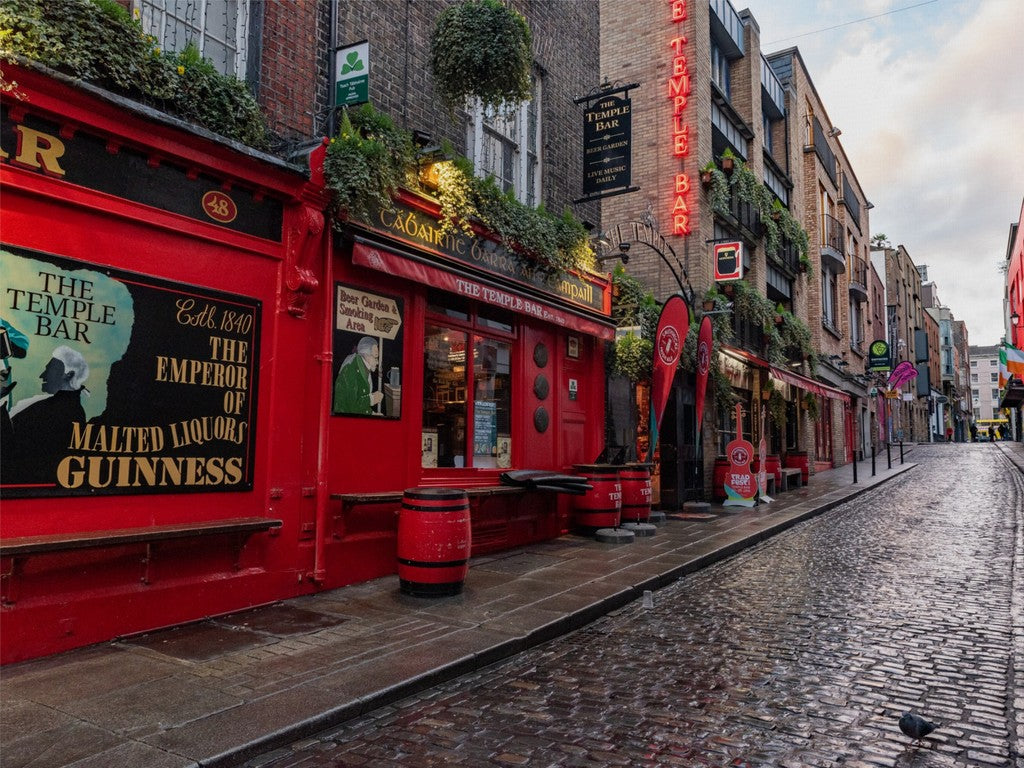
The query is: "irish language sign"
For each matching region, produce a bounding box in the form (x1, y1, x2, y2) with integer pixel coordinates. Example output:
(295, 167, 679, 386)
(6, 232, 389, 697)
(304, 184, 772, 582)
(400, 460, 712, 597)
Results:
(0, 244, 260, 497)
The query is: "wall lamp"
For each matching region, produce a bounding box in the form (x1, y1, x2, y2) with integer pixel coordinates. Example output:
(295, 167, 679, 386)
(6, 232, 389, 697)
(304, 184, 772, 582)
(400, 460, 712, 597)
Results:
(827, 127, 842, 138)
(1012, 311, 1020, 327)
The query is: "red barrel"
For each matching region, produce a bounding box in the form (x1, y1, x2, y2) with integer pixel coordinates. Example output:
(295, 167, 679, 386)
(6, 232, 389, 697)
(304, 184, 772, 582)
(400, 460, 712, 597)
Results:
(572, 465, 622, 530)
(784, 451, 809, 485)
(620, 463, 653, 523)
(397, 488, 471, 597)
(712, 457, 730, 502)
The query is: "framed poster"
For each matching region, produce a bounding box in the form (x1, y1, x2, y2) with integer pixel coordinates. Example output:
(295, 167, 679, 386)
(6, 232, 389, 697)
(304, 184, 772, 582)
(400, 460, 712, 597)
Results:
(566, 335, 580, 359)
(332, 284, 404, 418)
(1, 243, 260, 497)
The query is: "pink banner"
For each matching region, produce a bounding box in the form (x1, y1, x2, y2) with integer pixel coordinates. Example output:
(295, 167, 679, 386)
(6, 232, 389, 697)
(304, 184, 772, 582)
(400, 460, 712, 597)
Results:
(695, 315, 712, 434)
(888, 360, 918, 389)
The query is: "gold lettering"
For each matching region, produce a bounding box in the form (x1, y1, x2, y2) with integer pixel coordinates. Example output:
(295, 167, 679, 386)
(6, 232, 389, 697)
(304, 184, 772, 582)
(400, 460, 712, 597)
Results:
(14, 126, 67, 176)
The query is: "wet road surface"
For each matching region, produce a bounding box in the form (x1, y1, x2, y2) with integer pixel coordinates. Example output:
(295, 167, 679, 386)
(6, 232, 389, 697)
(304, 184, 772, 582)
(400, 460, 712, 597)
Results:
(246, 444, 1023, 767)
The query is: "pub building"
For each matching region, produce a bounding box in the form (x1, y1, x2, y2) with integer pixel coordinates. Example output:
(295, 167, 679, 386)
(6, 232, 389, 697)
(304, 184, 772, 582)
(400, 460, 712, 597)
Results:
(0, 65, 614, 664)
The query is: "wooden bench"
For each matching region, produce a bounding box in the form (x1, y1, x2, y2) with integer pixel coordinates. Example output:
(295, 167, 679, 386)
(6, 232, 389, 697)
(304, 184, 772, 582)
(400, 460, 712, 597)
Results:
(779, 467, 803, 491)
(330, 485, 527, 507)
(0, 518, 282, 603)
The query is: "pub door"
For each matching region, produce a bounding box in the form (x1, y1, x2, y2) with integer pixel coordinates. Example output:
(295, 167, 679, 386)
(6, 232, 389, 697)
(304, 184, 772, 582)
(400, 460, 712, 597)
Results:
(659, 371, 700, 508)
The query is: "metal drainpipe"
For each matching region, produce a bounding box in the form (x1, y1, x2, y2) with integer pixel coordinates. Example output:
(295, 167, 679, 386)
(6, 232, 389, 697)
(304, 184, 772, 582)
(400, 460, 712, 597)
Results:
(312, 181, 334, 584)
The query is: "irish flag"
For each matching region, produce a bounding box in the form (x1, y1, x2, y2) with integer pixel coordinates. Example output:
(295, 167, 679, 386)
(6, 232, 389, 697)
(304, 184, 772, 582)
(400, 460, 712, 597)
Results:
(1000, 343, 1024, 388)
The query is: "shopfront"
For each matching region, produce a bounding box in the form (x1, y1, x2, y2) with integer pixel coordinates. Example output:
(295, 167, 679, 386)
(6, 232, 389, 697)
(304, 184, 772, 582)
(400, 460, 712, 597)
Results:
(321, 189, 614, 584)
(1, 67, 323, 663)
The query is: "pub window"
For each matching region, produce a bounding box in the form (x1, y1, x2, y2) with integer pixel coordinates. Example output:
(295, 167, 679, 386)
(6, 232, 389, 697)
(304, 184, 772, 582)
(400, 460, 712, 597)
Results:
(135, 0, 250, 79)
(466, 72, 542, 206)
(423, 295, 514, 469)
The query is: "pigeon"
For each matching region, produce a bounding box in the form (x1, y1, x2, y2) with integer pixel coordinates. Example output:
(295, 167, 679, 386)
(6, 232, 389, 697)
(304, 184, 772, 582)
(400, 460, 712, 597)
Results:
(898, 711, 938, 744)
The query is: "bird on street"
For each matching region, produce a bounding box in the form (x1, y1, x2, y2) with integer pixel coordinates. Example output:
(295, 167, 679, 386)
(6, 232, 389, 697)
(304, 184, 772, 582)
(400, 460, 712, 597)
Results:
(898, 711, 939, 745)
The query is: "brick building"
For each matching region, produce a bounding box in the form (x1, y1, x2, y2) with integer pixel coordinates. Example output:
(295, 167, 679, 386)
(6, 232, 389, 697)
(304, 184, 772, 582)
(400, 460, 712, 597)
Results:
(599, 0, 870, 500)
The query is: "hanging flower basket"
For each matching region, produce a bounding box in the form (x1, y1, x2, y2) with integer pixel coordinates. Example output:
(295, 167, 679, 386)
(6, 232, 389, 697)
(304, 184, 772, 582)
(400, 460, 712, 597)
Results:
(429, 0, 533, 113)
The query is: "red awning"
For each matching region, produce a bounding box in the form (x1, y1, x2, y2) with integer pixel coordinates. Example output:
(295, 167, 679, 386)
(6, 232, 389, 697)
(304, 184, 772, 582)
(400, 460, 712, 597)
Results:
(723, 346, 851, 403)
(351, 241, 616, 340)
(769, 365, 851, 403)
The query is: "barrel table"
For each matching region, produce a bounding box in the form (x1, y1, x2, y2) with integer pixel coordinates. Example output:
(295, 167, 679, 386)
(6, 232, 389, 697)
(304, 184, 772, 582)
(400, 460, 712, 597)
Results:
(619, 463, 653, 523)
(571, 464, 623, 531)
(396, 487, 471, 597)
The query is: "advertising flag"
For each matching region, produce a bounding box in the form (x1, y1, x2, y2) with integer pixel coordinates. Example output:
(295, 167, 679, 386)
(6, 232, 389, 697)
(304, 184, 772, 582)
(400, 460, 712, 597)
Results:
(887, 360, 918, 389)
(647, 294, 689, 460)
(695, 315, 713, 434)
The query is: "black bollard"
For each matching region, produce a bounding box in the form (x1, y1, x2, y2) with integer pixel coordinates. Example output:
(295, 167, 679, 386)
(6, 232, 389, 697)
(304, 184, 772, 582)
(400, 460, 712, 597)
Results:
(899, 440, 904, 464)
(886, 441, 891, 470)
(871, 444, 876, 477)
(852, 451, 858, 484)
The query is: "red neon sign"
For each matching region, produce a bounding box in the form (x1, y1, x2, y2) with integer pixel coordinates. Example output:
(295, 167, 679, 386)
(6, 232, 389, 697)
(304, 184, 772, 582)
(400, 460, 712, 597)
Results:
(668, 0, 691, 236)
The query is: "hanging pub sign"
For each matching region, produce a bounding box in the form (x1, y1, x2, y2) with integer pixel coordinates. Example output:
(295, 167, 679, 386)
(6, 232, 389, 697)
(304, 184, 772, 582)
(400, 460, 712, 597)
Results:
(574, 84, 640, 203)
(0, 244, 260, 497)
(714, 241, 743, 281)
(868, 339, 892, 372)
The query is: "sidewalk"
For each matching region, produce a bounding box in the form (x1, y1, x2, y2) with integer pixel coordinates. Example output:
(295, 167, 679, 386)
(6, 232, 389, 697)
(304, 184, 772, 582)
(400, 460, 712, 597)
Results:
(5, 443, 1017, 768)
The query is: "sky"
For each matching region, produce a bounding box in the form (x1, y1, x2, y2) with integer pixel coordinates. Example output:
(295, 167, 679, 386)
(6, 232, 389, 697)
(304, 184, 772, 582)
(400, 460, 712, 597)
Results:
(737, 0, 1024, 347)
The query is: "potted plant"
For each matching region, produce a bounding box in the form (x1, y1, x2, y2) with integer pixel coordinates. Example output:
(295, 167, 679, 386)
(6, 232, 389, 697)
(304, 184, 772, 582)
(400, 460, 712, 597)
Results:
(721, 147, 738, 174)
(700, 161, 716, 188)
(429, 0, 533, 114)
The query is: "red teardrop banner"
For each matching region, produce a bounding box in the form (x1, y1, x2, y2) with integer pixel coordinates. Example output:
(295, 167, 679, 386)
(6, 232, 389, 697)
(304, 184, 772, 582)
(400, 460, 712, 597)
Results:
(647, 294, 689, 460)
(695, 315, 712, 434)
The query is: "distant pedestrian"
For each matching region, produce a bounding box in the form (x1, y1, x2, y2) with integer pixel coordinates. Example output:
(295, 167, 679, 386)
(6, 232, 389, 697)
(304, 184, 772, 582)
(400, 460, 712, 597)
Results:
(945, 426, 953, 442)
(969, 422, 977, 442)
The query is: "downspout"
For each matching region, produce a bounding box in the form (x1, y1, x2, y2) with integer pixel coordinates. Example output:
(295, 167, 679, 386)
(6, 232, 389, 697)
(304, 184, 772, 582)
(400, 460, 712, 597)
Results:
(312, 137, 334, 585)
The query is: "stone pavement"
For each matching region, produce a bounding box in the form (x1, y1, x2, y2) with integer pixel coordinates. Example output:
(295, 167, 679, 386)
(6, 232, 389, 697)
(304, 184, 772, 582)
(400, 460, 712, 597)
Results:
(2, 442, 1019, 768)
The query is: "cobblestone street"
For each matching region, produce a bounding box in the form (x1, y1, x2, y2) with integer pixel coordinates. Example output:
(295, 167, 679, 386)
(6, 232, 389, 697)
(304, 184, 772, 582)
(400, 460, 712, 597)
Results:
(248, 445, 1023, 768)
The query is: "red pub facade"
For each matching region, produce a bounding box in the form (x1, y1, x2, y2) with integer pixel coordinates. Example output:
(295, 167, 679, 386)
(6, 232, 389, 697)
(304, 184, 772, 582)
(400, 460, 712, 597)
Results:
(0, 66, 613, 664)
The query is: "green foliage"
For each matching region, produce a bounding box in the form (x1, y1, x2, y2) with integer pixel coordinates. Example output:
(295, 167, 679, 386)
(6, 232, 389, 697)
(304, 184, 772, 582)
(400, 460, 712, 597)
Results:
(429, 0, 532, 114)
(611, 332, 654, 383)
(766, 386, 787, 427)
(323, 104, 416, 222)
(0, 0, 267, 148)
(702, 150, 811, 268)
(803, 391, 820, 421)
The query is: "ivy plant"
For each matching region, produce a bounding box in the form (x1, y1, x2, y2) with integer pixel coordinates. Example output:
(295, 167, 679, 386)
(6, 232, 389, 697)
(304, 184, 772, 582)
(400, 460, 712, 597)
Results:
(608, 265, 660, 382)
(322, 104, 416, 223)
(0, 0, 269, 148)
(429, 0, 533, 114)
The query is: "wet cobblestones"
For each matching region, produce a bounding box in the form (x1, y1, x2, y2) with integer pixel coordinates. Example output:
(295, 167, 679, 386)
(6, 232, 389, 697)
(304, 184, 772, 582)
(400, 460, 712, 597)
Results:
(247, 446, 1023, 767)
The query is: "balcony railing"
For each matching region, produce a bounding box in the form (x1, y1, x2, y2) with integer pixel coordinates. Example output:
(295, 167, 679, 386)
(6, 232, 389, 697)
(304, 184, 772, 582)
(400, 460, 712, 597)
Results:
(848, 256, 868, 302)
(709, 0, 744, 57)
(820, 213, 845, 274)
(761, 55, 785, 119)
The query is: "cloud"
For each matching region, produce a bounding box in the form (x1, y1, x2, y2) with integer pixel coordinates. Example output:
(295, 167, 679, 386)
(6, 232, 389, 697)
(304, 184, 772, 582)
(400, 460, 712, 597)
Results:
(744, 0, 1024, 343)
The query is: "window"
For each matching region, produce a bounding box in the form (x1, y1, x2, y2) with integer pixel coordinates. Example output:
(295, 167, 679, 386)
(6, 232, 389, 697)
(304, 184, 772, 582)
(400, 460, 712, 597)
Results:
(711, 42, 731, 98)
(992, 388, 999, 400)
(762, 114, 773, 154)
(991, 372, 998, 383)
(971, 360, 978, 367)
(972, 389, 979, 402)
(422, 296, 513, 469)
(971, 373, 978, 383)
(974, 407, 981, 419)
(822, 267, 839, 331)
(136, 0, 250, 78)
(466, 73, 542, 206)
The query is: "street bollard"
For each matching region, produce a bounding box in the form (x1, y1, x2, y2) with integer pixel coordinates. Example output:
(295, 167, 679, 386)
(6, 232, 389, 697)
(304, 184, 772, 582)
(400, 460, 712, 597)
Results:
(852, 452, 858, 484)
(900, 440, 904, 464)
(871, 445, 876, 477)
(887, 441, 891, 470)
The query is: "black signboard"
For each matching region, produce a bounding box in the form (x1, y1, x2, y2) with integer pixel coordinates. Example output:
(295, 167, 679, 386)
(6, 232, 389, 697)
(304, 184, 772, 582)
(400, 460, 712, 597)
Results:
(1, 104, 283, 241)
(1, 244, 260, 497)
(582, 94, 633, 196)
(365, 202, 607, 314)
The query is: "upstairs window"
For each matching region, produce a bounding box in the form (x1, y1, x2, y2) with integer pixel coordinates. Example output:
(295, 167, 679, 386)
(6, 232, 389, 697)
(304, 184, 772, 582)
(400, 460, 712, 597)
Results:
(711, 42, 731, 98)
(136, 0, 250, 79)
(466, 73, 542, 207)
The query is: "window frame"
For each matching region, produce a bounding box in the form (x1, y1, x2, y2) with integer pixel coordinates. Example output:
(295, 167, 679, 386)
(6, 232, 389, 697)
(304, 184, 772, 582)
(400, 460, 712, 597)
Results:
(422, 298, 517, 472)
(465, 72, 542, 206)
(135, 0, 250, 79)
